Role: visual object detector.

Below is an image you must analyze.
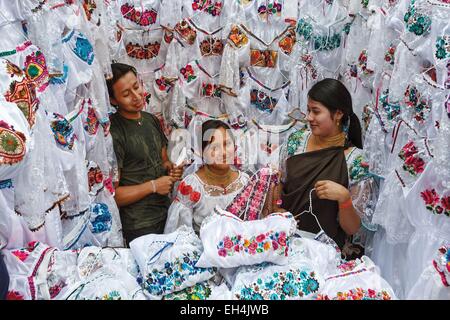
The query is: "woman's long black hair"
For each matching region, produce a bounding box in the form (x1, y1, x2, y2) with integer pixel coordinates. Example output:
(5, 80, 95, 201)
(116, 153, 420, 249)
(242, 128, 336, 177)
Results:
(308, 78, 363, 149)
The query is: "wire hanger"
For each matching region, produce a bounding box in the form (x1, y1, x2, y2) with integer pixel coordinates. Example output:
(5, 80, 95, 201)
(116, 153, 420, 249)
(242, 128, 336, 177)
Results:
(294, 187, 324, 232)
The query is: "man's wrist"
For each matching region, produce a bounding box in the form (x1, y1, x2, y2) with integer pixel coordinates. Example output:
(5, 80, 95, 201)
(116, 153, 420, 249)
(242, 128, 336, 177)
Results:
(150, 180, 156, 193)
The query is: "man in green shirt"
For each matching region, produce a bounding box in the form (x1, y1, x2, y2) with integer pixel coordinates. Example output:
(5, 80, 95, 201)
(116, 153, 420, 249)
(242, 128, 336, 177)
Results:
(107, 63, 183, 245)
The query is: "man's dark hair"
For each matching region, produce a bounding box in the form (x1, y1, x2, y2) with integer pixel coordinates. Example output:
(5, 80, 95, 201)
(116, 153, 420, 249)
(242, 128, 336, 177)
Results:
(106, 63, 138, 99)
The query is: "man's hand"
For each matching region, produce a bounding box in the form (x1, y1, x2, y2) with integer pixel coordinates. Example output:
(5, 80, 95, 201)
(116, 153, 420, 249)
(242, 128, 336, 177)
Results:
(169, 164, 184, 181)
(162, 160, 174, 173)
(154, 176, 175, 195)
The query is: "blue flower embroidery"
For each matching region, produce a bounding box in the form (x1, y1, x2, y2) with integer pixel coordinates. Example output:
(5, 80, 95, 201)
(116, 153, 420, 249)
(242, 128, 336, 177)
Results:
(89, 203, 112, 234)
(73, 35, 95, 65)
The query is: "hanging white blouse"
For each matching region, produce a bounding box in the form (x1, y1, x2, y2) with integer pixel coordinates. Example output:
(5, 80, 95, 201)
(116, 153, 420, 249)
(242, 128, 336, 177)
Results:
(165, 170, 250, 234)
(237, 66, 294, 126)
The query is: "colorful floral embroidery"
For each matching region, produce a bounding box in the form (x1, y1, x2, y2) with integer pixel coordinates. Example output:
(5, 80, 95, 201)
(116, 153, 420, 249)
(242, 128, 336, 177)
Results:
(201, 83, 221, 98)
(126, 42, 160, 60)
(258, 2, 282, 19)
(287, 128, 307, 156)
(7, 291, 25, 300)
(155, 77, 173, 93)
(421, 189, 450, 217)
(403, 0, 432, 36)
(435, 36, 450, 60)
(121, 3, 158, 26)
(83, 105, 99, 135)
(278, 27, 296, 55)
(180, 64, 197, 83)
(192, 0, 222, 16)
(398, 141, 425, 176)
(5, 77, 39, 128)
(141, 250, 214, 296)
(24, 50, 49, 91)
(379, 90, 401, 120)
(49, 113, 76, 151)
(72, 34, 95, 65)
(11, 241, 39, 262)
(102, 290, 122, 300)
(217, 231, 289, 258)
(301, 54, 318, 79)
(250, 89, 277, 113)
(404, 85, 431, 123)
(317, 288, 392, 300)
(87, 163, 104, 194)
(384, 43, 396, 65)
(199, 37, 224, 56)
(175, 20, 197, 45)
(358, 49, 374, 75)
(164, 281, 212, 300)
(228, 25, 248, 48)
(297, 19, 343, 51)
(89, 203, 112, 234)
(235, 269, 320, 300)
(348, 154, 370, 182)
(361, 0, 369, 8)
(83, 0, 97, 21)
(0, 122, 26, 165)
(49, 282, 66, 299)
(250, 49, 278, 68)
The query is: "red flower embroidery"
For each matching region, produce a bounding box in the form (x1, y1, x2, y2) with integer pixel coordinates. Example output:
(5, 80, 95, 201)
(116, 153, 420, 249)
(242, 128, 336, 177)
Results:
(421, 189, 440, 207)
(189, 191, 201, 203)
(7, 291, 24, 300)
(256, 234, 266, 242)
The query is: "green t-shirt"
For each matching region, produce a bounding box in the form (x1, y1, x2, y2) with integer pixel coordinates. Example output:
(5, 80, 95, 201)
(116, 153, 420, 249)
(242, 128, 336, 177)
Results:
(110, 111, 170, 231)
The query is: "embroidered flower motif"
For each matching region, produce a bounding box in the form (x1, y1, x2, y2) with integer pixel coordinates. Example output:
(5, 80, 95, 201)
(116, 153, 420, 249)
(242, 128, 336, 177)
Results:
(257, 2, 282, 19)
(49, 282, 66, 299)
(87, 163, 104, 194)
(101, 290, 122, 300)
(349, 154, 370, 182)
(420, 189, 450, 216)
(199, 37, 224, 57)
(235, 269, 319, 300)
(278, 28, 296, 55)
(201, 83, 222, 98)
(435, 36, 450, 60)
(0, 118, 27, 166)
(317, 288, 392, 300)
(126, 42, 160, 60)
(287, 128, 307, 156)
(0, 179, 12, 189)
(89, 203, 112, 234)
(7, 291, 25, 300)
(24, 50, 49, 92)
(49, 113, 76, 151)
(175, 20, 197, 45)
(403, 0, 432, 36)
(192, 0, 223, 16)
(250, 89, 277, 113)
(11, 241, 39, 262)
(156, 77, 173, 93)
(404, 85, 431, 123)
(228, 25, 248, 48)
(217, 231, 289, 257)
(361, 0, 369, 8)
(143, 251, 214, 296)
(432, 245, 450, 287)
(358, 49, 374, 75)
(164, 281, 212, 300)
(72, 35, 95, 65)
(296, 19, 313, 41)
(385, 44, 396, 65)
(180, 64, 197, 83)
(398, 141, 425, 176)
(379, 90, 401, 121)
(250, 49, 277, 68)
(83, 105, 99, 135)
(121, 3, 158, 26)
(82, 0, 97, 21)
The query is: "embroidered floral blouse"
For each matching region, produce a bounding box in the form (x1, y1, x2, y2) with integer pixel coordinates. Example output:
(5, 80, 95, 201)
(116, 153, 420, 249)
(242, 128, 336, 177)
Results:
(164, 170, 250, 234)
